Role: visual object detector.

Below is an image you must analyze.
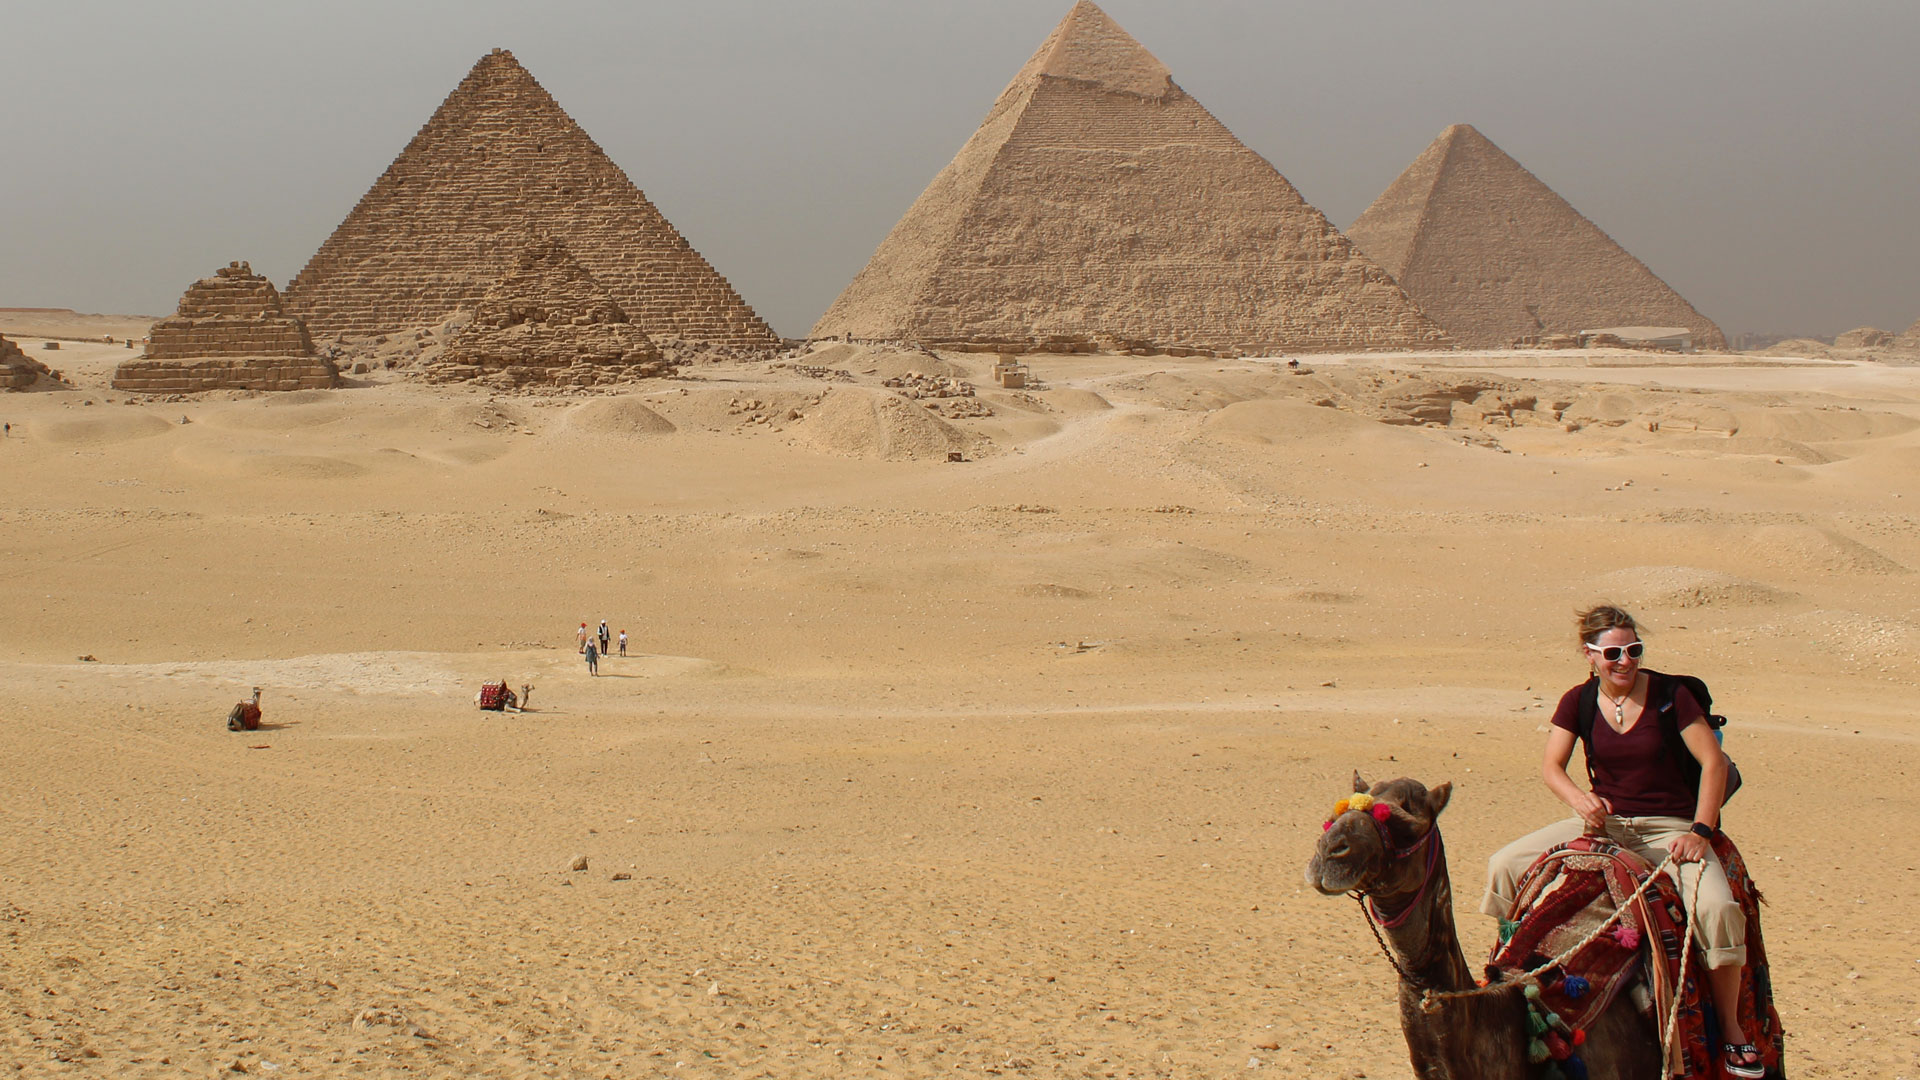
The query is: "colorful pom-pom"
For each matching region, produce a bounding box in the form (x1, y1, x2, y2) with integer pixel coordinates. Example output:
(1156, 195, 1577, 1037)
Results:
(1528, 1038, 1549, 1064)
(1528, 1011, 1548, 1035)
(1522, 982, 1541, 1000)
(1347, 793, 1374, 812)
(1545, 1032, 1571, 1061)
(1564, 1056, 1589, 1080)
(1612, 924, 1640, 949)
(1563, 975, 1590, 999)
(1370, 802, 1392, 822)
(1570, 1029, 1587, 1048)
(1332, 798, 1351, 816)
(1500, 920, 1521, 943)
(1322, 819, 1333, 831)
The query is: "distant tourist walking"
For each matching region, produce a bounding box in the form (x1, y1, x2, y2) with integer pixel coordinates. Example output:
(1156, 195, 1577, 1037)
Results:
(583, 638, 599, 676)
(577, 621, 590, 654)
(617, 629, 628, 657)
(598, 620, 611, 657)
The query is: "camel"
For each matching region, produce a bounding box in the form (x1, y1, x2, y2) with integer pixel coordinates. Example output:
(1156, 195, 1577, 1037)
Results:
(475, 682, 534, 713)
(226, 687, 262, 732)
(1305, 773, 1661, 1080)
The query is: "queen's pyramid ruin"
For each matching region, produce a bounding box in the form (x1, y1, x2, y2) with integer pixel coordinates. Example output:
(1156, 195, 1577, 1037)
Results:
(1347, 124, 1726, 350)
(284, 49, 777, 350)
(113, 261, 339, 393)
(428, 235, 670, 389)
(811, 1, 1442, 355)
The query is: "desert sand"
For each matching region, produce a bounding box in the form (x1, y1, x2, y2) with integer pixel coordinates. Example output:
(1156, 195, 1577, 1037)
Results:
(2, 340, 1917, 1078)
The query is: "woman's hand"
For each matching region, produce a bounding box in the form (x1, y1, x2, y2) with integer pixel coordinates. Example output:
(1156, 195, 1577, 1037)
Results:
(1570, 790, 1612, 832)
(1668, 831, 1711, 864)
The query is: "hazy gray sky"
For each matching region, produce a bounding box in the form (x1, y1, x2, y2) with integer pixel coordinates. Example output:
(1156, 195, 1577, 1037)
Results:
(3, 1, 1915, 339)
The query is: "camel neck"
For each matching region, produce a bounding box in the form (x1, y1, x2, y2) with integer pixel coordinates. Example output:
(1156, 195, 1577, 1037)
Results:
(1373, 845, 1474, 994)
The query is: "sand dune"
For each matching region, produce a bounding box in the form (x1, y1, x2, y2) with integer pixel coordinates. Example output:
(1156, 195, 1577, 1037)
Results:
(3, 348, 1918, 1077)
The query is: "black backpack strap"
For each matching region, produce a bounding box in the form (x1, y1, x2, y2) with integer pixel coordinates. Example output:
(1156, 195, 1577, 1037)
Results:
(1574, 677, 1601, 786)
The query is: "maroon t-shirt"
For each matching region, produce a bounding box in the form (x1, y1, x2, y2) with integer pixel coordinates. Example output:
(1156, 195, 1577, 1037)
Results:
(1551, 677, 1705, 818)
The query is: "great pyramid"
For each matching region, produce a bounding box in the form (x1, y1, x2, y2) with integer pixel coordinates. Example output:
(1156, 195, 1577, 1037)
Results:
(428, 235, 671, 388)
(284, 49, 777, 350)
(810, 1, 1442, 355)
(1346, 124, 1725, 350)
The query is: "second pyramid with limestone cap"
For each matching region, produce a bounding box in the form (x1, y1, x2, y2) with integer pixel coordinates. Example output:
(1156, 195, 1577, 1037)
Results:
(1347, 124, 1725, 349)
(812, 1, 1443, 354)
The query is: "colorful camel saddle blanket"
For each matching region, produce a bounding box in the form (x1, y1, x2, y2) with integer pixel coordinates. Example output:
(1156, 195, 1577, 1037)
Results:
(477, 682, 513, 710)
(1489, 833, 1786, 1079)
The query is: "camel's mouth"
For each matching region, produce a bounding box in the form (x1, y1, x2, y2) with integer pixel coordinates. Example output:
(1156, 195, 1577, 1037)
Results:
(1304, 854, 1367, 896)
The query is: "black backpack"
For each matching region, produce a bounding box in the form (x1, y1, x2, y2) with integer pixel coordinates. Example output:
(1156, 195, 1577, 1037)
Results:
(1574, 670, 1742, 804)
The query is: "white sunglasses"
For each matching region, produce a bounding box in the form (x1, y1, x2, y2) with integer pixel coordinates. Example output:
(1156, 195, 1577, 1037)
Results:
(1585, 641, 1644, 662)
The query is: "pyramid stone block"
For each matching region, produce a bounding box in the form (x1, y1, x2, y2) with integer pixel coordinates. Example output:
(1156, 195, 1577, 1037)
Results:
(812, 1, 1442, 354)
(1347, 124, 1725, 350)
(113, 262, 339, 393)
(283, 49, 776, 350)
(429, 236, 671, 388)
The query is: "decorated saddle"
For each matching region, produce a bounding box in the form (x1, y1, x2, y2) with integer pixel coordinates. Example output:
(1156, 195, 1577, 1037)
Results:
(478, 681, 514, 711)
(1489, 833, 1785, 1079)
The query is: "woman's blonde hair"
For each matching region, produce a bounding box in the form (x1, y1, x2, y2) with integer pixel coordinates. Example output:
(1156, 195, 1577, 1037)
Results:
(1575, 604, 1639, 645)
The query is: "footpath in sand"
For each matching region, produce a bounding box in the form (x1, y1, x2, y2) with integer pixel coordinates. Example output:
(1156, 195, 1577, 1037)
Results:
(1, 343, 1916, 1078)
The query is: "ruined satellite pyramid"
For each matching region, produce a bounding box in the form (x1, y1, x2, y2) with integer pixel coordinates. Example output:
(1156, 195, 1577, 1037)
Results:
(114, 261, 339, 393)
(811, 1, 1442, 354)
(1347, 124, 1725, 350)
(284, 49, 777, 350)
(429, 235, 671, 388)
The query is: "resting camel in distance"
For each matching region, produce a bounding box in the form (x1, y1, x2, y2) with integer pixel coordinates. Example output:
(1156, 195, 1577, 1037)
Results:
(226, 687, 262, 732)
(1305, 773, 1661, 1080)
(474, 683, 534, 712)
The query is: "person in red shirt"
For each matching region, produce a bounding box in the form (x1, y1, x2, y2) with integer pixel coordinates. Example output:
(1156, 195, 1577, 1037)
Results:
(1482, 605, 1762, 1079)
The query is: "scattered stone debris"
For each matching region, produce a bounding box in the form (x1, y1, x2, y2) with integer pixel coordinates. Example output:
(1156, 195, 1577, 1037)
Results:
(568, 854, 590, 872)
(793, 363, 855, 381)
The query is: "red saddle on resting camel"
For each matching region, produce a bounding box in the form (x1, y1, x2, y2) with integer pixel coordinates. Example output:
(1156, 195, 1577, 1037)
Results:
(478, 682, 512, 711)
(1489, 833, 1784, 1079)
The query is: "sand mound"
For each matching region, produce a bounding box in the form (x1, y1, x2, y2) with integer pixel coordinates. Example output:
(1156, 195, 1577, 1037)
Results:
(1728, 406, 1917, 444)
(797, 387, 965, 461)
(567, 396, 677, 436)
(1043, 389, 1114, 414)
(207, 397, 352, 432)
(1202, 399, 1380, 444)
(37, 412, 173, 446)
(242, 454, 370, 481)
(1591, 566, 1791, 609)
(1747, 524, 1907, 575)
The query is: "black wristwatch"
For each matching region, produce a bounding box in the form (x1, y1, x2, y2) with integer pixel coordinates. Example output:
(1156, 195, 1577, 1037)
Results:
(1689, 822, 1716, 839)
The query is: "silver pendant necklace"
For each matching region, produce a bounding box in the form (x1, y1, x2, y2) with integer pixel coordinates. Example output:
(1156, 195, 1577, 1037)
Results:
(1600, 688, 1626, 725)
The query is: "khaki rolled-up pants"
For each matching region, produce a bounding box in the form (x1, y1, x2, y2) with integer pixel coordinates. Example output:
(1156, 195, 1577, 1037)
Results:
(1480, 815, 1747, 969)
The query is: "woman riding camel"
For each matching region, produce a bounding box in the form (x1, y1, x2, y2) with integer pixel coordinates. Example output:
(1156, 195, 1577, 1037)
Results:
(1482, 605, 1765, 1079)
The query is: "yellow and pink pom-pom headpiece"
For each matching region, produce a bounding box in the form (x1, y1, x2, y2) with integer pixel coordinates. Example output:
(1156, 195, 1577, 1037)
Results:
(1323, 794, 1396, 830)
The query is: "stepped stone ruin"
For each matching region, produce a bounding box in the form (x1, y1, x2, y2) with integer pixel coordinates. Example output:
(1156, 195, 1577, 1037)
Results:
(810, 0, 1442, 355)
(427, 236, 670, 388)
(1347, 124, 1726, 350)
(283, 49, 777, 351)
(112, 262, 339, 393)
(2, 333, 59, 390)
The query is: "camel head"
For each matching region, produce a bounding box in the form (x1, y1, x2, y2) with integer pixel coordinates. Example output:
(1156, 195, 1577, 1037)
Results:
(1305, 772, 1452, 896)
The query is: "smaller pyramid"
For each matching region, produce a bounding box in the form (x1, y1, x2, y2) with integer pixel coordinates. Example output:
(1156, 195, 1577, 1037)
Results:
(284, 49, 777, 350)
(1, 334, 60, 391)
(114, 262, 338, 393)
(1898, 318, 1920, 350)
(1347, 125, 1725, 350)
(430, 236, 669, 388)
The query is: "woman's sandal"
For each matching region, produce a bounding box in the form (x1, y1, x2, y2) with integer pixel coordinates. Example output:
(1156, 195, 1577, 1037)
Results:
(1722, 1042, 1765, 1079)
